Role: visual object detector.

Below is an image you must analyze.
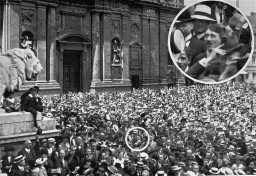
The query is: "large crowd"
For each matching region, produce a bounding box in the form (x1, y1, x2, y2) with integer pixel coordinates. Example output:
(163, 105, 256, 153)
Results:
(1, 82, 256, 176)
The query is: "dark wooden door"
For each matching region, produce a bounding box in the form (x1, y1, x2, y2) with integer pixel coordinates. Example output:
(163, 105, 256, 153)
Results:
(131, 75, 140, 89)
(63, 51, 81, 92)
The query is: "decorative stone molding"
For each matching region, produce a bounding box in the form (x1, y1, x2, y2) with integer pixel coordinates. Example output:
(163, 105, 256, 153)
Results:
(130, 23, 140, 39)
(143, 8, 156, 17)
(112, 20, 120, 34)
(21, 9, 35, 26)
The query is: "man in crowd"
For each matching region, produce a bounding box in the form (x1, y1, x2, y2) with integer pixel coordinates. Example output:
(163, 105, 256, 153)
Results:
(2, 82, 256, 176)
(1, 146, 15, 175)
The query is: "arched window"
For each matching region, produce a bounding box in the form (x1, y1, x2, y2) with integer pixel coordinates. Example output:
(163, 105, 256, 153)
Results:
(20, 31, 35, 49)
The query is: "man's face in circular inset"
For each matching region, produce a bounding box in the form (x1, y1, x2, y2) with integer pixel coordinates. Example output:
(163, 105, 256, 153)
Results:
(177, 51, 189, 71)
(204, 29, 221, 50)
(179, 22, 194, 37)
(194, 19, 210, 34)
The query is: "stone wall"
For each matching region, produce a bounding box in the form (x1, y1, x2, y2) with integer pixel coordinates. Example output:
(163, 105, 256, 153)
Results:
(0, 0, 182, 94)
(0, 112, 60, 159)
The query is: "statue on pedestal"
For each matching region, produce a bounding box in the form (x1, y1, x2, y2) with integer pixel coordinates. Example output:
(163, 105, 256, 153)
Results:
(0, 48, 43, 112)
(112, 39, 123, 64)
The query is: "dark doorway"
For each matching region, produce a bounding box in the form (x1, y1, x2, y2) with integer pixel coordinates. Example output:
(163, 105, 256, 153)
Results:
(131, 75, 140, 89)
(63, 50, 81, 92)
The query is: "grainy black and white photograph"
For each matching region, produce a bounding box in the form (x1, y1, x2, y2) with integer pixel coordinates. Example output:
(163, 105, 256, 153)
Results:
(0, 0, 255, 176)
(169, 0, 254, 84)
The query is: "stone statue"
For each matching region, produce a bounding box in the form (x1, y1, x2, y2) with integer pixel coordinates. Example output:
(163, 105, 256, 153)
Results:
(112, 39, 123, 64)
(0, 48, 43, 108)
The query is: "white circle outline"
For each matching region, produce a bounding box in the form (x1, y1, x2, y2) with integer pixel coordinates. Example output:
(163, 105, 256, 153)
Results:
(167, 0, 255, 85)
(125, 127, 150, 152)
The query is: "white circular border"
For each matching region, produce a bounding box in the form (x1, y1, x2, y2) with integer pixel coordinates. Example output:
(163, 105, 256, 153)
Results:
(167, 0, 255, 85)
(125, 127, 150, 152)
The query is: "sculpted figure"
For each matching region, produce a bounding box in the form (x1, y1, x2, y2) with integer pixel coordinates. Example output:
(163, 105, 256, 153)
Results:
(0, 48, 43, 101)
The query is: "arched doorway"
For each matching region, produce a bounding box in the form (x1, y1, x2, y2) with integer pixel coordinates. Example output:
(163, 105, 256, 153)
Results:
(57, 34, 91, 93)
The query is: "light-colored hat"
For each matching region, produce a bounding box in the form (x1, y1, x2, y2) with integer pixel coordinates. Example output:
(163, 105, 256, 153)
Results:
(156, 170, 167, 176)
(35, 158, 47, 165)
(209, 167, 220, 174)
(113, 124, 119, 132)
(171, 165, 181, 171)
(14, 155, 26, 163)
(139, 152, 149, 160)
(191, 4, 216, 21)
(25, 140, 32, 144)
(48, 138, 55, 143)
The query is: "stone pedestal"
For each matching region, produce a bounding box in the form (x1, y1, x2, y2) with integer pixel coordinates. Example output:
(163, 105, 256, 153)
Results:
(0, 112, 58, 137)
(0, 112, 60, 159)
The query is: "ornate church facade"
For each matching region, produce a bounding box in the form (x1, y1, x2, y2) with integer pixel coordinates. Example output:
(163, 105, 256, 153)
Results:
(0, 0, 183, 94)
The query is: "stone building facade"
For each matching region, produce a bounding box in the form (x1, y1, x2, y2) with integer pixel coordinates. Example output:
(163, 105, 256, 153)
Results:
(0, 0, 183, 94)
(244, 12, 256, 84)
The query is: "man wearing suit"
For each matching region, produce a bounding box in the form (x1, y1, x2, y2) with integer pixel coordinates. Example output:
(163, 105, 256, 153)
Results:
(10, 155, 29, 176)
(1, 146, 15, 175)
(21, 87, 43, 128)
(176, 10, 207, 85)
(18, 140, 37, 169)
(59, 149, 70, 176)
(186, 24, 226, 82)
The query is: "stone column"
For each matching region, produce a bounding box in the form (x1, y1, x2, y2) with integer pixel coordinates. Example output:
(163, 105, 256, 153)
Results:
(36, 3, 47, 81)
(122, 15, 130, 83)
(46, 5, 57, 82)
(159, 19, 167, 83)
(2, 2, 19, 51)
(91, 12, 101, 85)
(102, 13, 111, 82)
(141, 16, 150, 84)
(149, 17, 159, 82)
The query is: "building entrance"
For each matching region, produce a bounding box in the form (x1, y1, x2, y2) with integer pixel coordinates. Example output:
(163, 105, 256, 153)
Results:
(63, 50, 81, 92)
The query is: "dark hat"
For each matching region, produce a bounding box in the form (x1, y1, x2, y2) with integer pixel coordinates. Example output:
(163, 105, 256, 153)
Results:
(221, 35, 244, 55)
(194, 141, 203, 149)
(4, 146, 15, 152)
(177, 10, 194, 23)
(29, 87, 37, 92)
(33, 86, 40, 92)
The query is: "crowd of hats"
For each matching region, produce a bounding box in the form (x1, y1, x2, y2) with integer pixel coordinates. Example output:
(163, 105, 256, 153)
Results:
(3, 83, 256, 175)
(29, 83, 256, 175)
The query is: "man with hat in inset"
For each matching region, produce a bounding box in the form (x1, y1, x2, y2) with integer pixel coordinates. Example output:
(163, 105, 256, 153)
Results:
(191, 4, 216, 41)
(1, 146, 15, 175)
(10, 155, 27, 176)
(176, 10, 207, 76)
(186, 23, 227, 82)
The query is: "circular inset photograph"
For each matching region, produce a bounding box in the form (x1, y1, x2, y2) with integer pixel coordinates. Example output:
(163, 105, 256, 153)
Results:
(125, 127, 150, 152)
(168, 0, 254, 84)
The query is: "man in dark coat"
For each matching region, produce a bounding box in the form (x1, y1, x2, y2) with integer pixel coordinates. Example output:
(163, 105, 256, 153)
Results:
(18, 140, 37, 169)
(20, 87, 43, 128)
(1, 146, 15, 175)
(10, 155, 29, 176)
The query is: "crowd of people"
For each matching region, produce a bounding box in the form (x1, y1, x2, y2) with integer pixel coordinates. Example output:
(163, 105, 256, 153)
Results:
(171, 1, 251, 83)
(0, 82, 256, 176)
